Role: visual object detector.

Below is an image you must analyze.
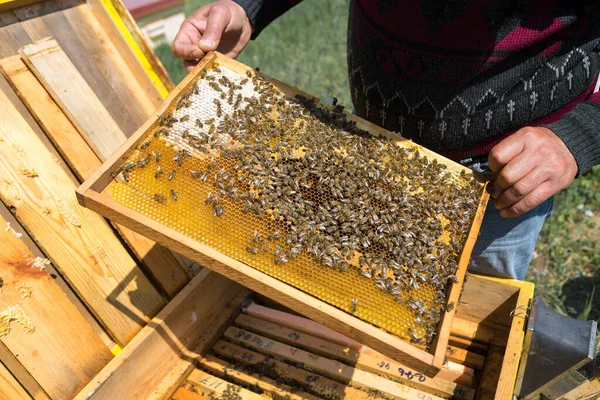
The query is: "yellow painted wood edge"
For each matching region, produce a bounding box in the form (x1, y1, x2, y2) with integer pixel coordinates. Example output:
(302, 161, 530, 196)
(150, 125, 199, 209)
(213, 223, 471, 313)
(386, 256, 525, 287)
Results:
(470, 273, 535, 295)
(469, 274, 534, 400)
(0, 0, 41, 12)
(111, 345, 123, 356)
(99, 0, 170, 98)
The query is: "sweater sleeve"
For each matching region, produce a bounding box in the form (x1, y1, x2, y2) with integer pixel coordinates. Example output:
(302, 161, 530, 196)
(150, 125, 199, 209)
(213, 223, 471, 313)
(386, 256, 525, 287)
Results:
(544, 89, 600, 177)
(233, 0, 303, 37)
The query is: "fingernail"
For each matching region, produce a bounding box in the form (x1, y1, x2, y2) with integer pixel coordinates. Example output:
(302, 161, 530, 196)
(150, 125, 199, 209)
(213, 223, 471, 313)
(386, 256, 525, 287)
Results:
(199, 39, 215, 49)
(191, 49, 203, 59)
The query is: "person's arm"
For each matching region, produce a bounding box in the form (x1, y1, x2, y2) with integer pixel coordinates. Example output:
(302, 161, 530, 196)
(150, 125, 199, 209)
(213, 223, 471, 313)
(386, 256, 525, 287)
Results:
(487, 90, 600, 218)
(173, 0, 301, 71)
(232, 0, 302, 37)
(544, 91, 600, 177)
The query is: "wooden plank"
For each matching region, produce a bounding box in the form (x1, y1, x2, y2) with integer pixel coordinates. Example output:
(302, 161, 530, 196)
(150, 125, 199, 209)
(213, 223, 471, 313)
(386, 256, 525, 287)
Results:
(445, 345, 485, 371)
(450, 318, 510, 348)
(0, 0, 39, 13)
(476, 346, 505, 400)
(0, 209, 113, 399)
(59, 0, 156, 121)
(77, 51, 490, 375)
(224, 326, 446, 400)
(88, 0, 174, 96)
(0, 361, 32, 400)
(430, 192, 488, 369)
(172, 387, 209, 400)
(448, 336, 488, 355)
(19, 37, 126, 160)
(187, 369, 264, 400)
(0, 11, 31, 58)
(0, 55, 190, 297)
(199, 354, 321, 400)
(84, 0, 164, 104)
(456, 275, 520, 327)
(0, 55, 98, 181)
(234, 314, 474, 399)
(243, 302, 475, 387)
(0, 83, 165, 345)
(75, 270, 245, 400)
(213, 340, 376, 400)
(147, 287, 251, 400)
(0, 159, 116, 350)
(494, 281, 534, 400)
(0, 344, 49, 400)
(12, 1, 142, 135)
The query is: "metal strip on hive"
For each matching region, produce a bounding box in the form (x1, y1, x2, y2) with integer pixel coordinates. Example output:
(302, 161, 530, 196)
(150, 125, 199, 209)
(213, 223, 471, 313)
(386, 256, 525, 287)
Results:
(77, 52, 489, 375)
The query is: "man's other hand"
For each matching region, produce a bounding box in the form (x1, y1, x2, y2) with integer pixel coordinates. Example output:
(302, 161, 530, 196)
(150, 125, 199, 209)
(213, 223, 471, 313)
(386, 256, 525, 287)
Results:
(488, 126, 577, 218)
(172, 1, 252, 72)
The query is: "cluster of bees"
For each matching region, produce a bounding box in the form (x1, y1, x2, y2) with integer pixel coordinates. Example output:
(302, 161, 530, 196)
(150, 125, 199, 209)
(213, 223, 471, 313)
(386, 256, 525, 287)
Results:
(117, 64, 482, 346)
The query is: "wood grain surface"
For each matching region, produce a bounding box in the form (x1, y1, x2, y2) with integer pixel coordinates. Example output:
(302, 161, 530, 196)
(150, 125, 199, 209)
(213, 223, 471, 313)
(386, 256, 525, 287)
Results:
(0, 83, 165, 345)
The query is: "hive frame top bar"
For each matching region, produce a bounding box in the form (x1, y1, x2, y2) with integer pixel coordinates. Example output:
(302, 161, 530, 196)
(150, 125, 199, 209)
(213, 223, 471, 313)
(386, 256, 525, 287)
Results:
(77, 51, 489, 376)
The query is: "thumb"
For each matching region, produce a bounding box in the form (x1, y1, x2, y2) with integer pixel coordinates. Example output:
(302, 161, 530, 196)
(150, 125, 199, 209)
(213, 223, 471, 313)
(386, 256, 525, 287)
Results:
(198, 6, 228, 52)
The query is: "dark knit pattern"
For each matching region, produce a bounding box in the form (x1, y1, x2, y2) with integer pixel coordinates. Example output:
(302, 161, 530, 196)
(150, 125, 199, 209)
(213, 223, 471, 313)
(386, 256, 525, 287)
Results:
(233, 0, 600, 176)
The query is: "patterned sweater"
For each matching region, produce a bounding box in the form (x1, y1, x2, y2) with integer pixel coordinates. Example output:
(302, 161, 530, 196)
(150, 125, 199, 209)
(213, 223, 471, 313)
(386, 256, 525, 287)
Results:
(233, 0, 600, 176)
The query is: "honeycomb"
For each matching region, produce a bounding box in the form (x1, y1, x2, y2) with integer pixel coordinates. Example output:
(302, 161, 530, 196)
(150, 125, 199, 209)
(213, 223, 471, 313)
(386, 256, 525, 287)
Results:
(106, 62, 484, 345)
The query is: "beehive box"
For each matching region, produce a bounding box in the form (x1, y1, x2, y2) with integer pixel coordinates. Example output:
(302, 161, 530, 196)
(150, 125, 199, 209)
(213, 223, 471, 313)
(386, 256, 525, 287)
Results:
(75, 270, 535, 400)
(76, 52, 489, 374)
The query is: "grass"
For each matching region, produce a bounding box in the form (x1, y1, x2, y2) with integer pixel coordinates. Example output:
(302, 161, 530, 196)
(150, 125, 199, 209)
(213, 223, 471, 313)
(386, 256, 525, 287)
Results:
(154, 0, 600, 327)
(155, 0, 351, 106)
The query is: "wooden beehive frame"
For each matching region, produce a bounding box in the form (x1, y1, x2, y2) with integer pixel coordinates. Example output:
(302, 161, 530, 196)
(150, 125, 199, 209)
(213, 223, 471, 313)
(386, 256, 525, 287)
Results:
(76, 51, 490, 375)
(75, 271, 534, 400)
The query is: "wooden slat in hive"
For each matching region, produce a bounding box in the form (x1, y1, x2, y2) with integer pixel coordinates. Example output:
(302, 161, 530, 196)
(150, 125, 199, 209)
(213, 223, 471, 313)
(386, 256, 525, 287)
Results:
(0, 54, 190, 297)
(171, 387, 209, 400)
(74, 270, 247, 400)
(243, 301, 475, 387)
(0, 204, 114, 399)
(13, 1, 145, 134)
(198, 354, 321, 400)
(186, 369, 264, 400)
(212, 340, 375, 400)
(0, 361, 32, 400)
(0, 81, 166, 345)
(19, 37, 127, 160)
(223, 326, 446, 400)
(234, 313, 475, 399)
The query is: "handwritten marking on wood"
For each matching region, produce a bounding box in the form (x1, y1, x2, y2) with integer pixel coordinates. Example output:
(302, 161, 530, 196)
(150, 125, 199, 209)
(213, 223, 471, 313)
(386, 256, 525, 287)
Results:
(0, 83, 165, 345)
(224, 326, 445, 400)
(20, 37, 126, 160)
(213, 340, 372, 400)
(243, 302, 475, 390)
(198, 354, 320, 400)
(187, 369, 263, 400)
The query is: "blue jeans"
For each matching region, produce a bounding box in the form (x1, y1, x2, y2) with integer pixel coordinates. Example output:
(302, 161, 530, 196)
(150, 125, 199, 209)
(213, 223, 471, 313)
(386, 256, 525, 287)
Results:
(461, 156, 554, 280)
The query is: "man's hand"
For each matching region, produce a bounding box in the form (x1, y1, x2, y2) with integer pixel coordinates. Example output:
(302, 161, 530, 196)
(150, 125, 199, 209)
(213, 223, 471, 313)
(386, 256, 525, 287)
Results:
(488, 126, 578, 218)
(172, 1, 252, 72)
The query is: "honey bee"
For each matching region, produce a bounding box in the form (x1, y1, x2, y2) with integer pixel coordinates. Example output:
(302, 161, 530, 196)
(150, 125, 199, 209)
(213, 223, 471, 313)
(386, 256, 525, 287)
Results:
(170, 189, 178, 201)
(246, 246, 259, 254)
(168, 170, 176, 180)
(154, 194, 166, 203)
(351, 298, 358, 313)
